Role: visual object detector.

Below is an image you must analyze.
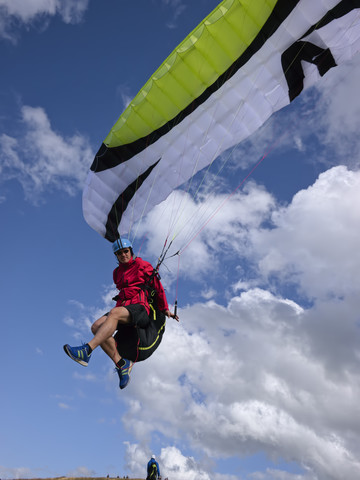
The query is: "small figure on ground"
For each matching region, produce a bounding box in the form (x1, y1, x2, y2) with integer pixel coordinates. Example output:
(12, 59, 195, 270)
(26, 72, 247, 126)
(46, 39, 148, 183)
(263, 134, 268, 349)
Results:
(147, 455, 161, 480)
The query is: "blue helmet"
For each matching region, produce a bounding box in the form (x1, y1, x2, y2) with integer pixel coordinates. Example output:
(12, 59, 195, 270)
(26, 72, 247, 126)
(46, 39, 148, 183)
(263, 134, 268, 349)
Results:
(112, 238, 133, 254)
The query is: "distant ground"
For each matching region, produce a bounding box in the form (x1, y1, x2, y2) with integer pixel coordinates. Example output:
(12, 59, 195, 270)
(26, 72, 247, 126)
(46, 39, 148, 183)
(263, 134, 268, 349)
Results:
(18, 477, 144, 480)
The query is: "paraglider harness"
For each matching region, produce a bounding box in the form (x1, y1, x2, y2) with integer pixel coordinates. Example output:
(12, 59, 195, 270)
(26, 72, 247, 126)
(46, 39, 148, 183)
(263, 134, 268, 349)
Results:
(111, 263, 167, 363)
(140, 267, 165, 323)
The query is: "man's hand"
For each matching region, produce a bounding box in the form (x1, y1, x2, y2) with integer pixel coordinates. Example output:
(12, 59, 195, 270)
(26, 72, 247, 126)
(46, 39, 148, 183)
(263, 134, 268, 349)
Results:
(164, 309, 179, 321)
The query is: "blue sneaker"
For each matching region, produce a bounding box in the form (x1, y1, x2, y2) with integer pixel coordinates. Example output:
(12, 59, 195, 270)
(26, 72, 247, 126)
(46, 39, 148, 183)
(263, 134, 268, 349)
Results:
(63, 343, 91, 366)
(116, 359, 133, 389)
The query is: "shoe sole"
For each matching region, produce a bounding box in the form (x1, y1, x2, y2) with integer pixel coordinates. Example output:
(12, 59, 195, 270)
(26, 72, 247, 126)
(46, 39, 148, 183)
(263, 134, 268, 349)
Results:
(63, 344, 89, 367)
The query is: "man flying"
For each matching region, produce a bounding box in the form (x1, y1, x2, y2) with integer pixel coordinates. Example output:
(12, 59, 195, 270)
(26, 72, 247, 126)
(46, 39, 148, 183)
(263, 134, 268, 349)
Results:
(63, 238, 178, 389)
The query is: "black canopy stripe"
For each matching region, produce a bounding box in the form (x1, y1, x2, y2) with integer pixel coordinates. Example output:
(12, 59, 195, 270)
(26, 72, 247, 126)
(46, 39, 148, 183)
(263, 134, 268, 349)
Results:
(301, 0, 360, 34)
(104, 159, 161, 242)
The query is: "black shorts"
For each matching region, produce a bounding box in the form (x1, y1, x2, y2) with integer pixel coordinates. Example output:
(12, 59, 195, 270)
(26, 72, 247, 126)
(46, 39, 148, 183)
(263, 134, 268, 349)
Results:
(125, 304, 151, 328)
(113, 305, 166, 363)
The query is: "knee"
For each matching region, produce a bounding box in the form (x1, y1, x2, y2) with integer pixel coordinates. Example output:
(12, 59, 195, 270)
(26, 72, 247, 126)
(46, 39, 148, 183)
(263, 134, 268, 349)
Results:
(91, 314, 108, 335)
(109, 306, 130, 324)
(91, 322, 98, 335)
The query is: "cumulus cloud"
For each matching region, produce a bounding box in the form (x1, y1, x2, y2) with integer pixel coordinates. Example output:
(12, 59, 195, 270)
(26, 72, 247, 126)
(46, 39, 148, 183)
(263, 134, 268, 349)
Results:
(251, 166, 360, 301)
(62, 160, 360, 480)
(118, 286, 360, 480)
(0, 105, 93, 203)
(0, 0, 89, 42)
(313, 54, 360, 164)
(138, 163, 360, 304)
(62, 154, 360, 480)
(290, 56, 360, 169)
(136, 181, 275, 286)
(82, 164, 359, 480)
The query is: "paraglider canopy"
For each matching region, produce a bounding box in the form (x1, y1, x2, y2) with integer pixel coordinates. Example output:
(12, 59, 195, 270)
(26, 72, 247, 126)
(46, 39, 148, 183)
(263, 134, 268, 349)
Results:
(83, 0, 360, 244)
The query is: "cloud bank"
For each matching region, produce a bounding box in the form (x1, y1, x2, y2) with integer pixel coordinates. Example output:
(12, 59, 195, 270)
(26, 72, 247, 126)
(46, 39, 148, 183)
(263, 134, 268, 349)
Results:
(64, 163, 360, 480)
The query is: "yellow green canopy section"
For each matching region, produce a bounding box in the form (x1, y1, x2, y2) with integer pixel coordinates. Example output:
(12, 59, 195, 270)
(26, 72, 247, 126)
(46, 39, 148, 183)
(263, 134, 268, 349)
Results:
(105, 0, 278, 147)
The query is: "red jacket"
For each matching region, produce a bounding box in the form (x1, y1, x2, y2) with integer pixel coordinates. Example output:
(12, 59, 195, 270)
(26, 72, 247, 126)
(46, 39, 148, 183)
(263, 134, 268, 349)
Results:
(113, 256, 169, 314)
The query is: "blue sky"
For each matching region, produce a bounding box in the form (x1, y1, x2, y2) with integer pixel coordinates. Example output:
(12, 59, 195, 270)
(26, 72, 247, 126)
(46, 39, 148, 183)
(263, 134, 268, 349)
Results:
(1, 1, 360, 479)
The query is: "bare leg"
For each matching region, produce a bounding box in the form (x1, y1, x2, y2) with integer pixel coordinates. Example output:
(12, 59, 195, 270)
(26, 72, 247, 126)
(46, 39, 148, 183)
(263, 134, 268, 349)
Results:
(88, 306, 131, 359)
(91, 315, 121, 364)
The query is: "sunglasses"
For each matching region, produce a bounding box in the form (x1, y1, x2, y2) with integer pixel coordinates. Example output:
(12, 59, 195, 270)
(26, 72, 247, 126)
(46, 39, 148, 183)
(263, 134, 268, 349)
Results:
(116, 248, 130, 255)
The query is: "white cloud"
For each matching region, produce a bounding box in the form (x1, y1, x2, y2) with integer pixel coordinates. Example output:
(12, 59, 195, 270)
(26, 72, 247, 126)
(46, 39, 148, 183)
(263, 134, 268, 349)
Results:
(251, 166, 360, 300)
(200, 287, 217, 300)
(0, 0, 89, 41)
(286, 55, 360, 171)
(118, 287, 360, 479)
(115, 84, 133, 112)
(314, 54, 360, 164)
(159, 446, 211, 480)
(123, 442, 149, 476)
(0, 466, 34, 480)
(160, 0, 187, 29)
(0, 105, 93, 203)
(136, 182, 275, 286)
